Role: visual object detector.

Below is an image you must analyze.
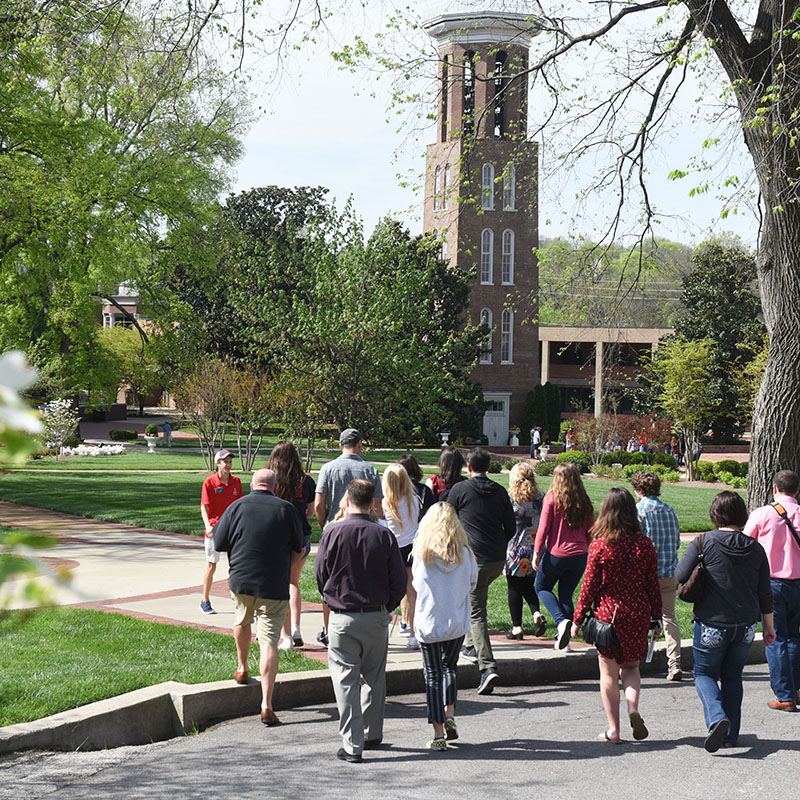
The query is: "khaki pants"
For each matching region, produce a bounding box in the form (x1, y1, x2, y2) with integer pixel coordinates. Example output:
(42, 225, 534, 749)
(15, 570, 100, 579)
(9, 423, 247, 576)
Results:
(659, 576, 682, 673)
(464, 561, 504, 671)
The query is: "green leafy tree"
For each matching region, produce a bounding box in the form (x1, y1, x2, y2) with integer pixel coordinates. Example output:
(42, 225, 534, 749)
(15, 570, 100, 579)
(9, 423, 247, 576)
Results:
(522, 384, 548, 445)
(671, 241, 764, 441)
(651, 338, 717, 481)
(97, 328, 163, 417)
(0, 2, 245, 396)
(544, 381, 562, 444)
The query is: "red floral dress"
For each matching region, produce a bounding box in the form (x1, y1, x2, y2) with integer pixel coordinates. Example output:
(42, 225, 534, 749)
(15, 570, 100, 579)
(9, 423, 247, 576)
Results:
(574, 534, 662, 663)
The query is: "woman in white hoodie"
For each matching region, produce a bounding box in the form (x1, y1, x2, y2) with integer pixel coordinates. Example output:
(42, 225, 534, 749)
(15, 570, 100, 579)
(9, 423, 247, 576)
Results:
(412, 502, 478, 751)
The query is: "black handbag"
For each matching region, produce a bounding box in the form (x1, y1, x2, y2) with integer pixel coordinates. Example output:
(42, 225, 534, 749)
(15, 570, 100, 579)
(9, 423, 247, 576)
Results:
(581, 537, 633, 650)
(677, 533, 706, 603)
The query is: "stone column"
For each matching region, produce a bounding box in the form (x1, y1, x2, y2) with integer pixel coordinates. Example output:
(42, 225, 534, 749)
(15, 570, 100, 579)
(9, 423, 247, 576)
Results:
(540, 340, 550, 384)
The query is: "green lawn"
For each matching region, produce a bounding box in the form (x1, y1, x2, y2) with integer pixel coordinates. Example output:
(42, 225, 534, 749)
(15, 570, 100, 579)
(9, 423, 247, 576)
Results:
(0, 607, 324, 727)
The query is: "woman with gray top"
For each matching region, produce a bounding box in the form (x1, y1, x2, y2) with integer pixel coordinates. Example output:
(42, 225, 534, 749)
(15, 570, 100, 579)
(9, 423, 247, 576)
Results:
(676, 491, 775, 752)
(412, 502, 478, 751)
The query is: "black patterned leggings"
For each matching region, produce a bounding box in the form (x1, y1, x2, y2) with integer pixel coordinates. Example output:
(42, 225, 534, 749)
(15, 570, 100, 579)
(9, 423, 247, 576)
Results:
(419, 636, 465, 724)
(506, 574, 540, 628)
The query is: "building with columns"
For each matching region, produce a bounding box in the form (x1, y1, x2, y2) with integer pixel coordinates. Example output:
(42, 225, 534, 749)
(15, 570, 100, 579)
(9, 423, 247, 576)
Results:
(422, 10, 540, 446)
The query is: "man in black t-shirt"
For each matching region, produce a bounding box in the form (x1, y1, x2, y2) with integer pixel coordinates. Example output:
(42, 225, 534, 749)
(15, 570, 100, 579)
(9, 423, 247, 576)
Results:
(214, 468, 304, 726)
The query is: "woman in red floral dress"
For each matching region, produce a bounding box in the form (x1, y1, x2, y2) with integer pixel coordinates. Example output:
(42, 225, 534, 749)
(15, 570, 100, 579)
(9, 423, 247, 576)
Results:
(572, 488, 662, 743)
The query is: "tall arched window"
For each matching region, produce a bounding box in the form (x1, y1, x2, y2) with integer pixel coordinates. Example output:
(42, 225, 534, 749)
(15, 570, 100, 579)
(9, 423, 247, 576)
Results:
(441, 231, 448, 262)
(479, 308, 493, 364)
(481, 163, 494, 210)
(480, 229, 493, 284)
(443, 164, 451, 208)
(501, 229, 514, 285)
(463, 52, 475, 136)
(503, 163, 516, 210)
(433, 165, 441, 211)
(494, 52, 507, 138)
(501, 309, 514, 364)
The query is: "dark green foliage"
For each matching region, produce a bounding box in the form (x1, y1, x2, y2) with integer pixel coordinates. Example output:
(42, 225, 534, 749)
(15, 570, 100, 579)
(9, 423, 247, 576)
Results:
(555, 450, 591, 473)
(652, 452, 677, 468)
(695, 461, 717, 482)
(488, 460, 503, 474)
(712, 460, 741, 478)
(108, 429, 138, 441)
(145, 424, 159, 436)
(534, 459, 557, 476)
(522, 385, 548, 444)
(544, 382, 562, 441)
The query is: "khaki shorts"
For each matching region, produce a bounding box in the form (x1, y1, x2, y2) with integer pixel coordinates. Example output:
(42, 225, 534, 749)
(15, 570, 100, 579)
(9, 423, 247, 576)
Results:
(231, 593, 288, 647)
(204, 534, 221, 564)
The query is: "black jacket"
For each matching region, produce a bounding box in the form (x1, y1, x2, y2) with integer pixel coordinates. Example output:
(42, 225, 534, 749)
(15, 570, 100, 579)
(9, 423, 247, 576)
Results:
(446, 475, 516, 564)
(676, 529, 773, 626)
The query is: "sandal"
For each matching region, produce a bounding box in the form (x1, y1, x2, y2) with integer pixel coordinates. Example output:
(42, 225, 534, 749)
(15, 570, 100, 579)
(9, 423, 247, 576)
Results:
(598, 731, 622, 744)
(629, 711, 649, 740)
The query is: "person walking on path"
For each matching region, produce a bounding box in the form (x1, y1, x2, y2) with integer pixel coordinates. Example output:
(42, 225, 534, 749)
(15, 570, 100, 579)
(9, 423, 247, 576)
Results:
(315, 479, 406, 763)
(426, 446, 465, 501)
(382, 464, 422, 649)
(533, 462, 595, 651)
(445, 447, 515, 696)
(572, 488, 662, 744)
(313, 428, 384, 646)
(677, 491, 775, 751)
(631, 471, 683, 680)
(743, 469, 800, 711)
(268, 441, 316, 650)
(411, 502, 478, 751)
(505, 462, 546, 639)
(213, 468, 304, 727)
(396, 454, 435, 518)
(199, 449, 242, 614)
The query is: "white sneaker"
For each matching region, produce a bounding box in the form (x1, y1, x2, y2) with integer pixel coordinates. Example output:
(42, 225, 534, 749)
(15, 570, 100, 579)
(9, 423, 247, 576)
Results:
(555, 619, 571, 651)
(407, 636, 420, 649)
(278, 636, 293, 650)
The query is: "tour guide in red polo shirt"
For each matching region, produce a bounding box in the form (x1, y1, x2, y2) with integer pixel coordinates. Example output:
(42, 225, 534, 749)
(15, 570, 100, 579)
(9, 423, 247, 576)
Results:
(200, 449, 242, 614)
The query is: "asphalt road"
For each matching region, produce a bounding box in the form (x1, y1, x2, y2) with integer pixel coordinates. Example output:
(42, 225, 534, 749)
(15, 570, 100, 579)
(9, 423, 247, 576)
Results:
(2, 663, 797, 800)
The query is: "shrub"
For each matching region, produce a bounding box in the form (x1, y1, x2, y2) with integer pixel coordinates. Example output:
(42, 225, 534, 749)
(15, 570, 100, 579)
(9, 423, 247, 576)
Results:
(145, 423, 159, 436)
(717, 470, 747, 489)
(109, 429, 138, 441)
(488, 460, 503, 474)
(534, 459, 556, 476)
(659, 469, 681, 483)
(695, 461, 717, 482)
(503, 459, 521, 471)
(738, 462, 749, 477)
(41, 398, 80, 454)
(555, 450, 591, 473)
(627, 451, 646, 465)
(652, 452, 677, 469)
(713, 460, 740, 478)
(590, 464, 626, 481)
(601, 450, 630, 466)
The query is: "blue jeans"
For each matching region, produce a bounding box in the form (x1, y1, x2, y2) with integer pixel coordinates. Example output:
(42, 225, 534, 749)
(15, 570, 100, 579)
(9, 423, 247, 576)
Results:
(766, 578, 800, 701)
(534, 552, 587, 627)
(693, 620, 756, 744)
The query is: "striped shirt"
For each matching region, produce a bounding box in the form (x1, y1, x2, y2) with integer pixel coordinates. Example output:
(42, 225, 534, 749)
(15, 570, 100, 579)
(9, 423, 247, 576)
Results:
(636, 495, 680, 578)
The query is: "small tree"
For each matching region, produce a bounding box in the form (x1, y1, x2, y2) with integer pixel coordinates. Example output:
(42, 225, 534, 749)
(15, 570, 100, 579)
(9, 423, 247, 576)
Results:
(173, 358, 234, 470)
(544, 382, 562, 444)
(41, 399, 80, 459)
(522, 385, 548, 446)
(651, 339, 717, 481)
(228, 366, 275, 472)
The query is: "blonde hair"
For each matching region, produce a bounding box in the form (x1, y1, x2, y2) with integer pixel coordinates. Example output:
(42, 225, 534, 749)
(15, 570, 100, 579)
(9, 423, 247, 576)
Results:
(381, 464, 416, 534)
(413, 502, 471, 565)
(549, 462, 593, 528)
(508, 461, 542, 503)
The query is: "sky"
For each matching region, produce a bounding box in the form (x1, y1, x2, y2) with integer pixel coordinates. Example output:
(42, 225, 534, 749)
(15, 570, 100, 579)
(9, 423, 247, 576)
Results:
(230, 4, 762, 250)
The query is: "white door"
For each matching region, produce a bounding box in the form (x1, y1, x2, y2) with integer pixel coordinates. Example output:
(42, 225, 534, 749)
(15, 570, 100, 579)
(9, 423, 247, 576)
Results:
(482, 393, 510, 446)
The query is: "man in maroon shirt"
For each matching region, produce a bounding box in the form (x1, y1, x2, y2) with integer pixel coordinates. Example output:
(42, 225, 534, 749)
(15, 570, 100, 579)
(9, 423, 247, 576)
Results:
(199, 449, 242, 614)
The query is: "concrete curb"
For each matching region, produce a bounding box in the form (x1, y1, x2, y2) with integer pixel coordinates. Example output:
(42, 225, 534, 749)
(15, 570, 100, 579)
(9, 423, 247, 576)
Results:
(0, 638, 767, 754)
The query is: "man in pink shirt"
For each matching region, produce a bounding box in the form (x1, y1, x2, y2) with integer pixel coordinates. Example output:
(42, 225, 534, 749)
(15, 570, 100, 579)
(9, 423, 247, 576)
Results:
(743, 469, 800, 711)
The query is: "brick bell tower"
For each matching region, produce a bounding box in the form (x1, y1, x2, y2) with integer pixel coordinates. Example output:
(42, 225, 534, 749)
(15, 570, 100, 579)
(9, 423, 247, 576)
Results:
(422, 9, 540, 447)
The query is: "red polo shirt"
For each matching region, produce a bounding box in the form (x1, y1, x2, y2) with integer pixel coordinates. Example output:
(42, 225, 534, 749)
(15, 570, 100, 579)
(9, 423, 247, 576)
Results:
(201, 473, 243, 534)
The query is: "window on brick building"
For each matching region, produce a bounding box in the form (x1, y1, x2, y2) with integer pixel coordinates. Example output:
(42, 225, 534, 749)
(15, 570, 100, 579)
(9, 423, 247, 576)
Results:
(480, 229, 493, 283)
(443, 164, 450, 208)
(494, 52, 507, 138)
(479, 307, 493, 364)
(440, 55, 449, 143)
(501, 309, 514, 363)
(501, 229, 514, 285)
(463, 52, 475, 136)
(482, 163, 494, 210)
(503, 163, 516, 210)
(433, 165, 441, 211)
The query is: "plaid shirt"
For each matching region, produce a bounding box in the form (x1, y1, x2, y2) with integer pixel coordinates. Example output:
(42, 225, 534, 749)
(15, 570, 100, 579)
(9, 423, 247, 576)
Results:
(636, 495, 680, 578)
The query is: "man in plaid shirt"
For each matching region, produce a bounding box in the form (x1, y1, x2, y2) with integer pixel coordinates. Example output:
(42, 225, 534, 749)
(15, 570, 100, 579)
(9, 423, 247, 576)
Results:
(631, 471, 682, 680)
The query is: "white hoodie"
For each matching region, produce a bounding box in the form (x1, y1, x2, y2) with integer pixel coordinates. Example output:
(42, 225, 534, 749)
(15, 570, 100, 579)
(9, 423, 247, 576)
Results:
(411, 545, 478, 644)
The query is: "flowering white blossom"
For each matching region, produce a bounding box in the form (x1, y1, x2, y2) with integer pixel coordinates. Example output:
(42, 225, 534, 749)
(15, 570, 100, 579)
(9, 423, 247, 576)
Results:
(41, 398, 80, 452)
(0, 350, 42, 435)
(62, 444, 126, 457)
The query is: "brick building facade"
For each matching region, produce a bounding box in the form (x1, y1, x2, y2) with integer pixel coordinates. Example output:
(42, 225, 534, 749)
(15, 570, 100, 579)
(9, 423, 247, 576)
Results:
(422, 11, 540, 445)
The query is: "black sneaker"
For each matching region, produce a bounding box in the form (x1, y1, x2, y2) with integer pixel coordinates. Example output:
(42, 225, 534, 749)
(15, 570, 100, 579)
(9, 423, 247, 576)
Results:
(704, 718, 730, 753)
(461, 645, 478, 664)
(477, 668, 498, 695)
(337, 748, 362, 763)
(316, 630, 329, 647)
(533, 615, 547, 638)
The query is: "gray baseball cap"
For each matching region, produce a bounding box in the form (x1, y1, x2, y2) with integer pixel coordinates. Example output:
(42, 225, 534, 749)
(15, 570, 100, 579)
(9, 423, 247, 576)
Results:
(339, 428, 362, 446)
